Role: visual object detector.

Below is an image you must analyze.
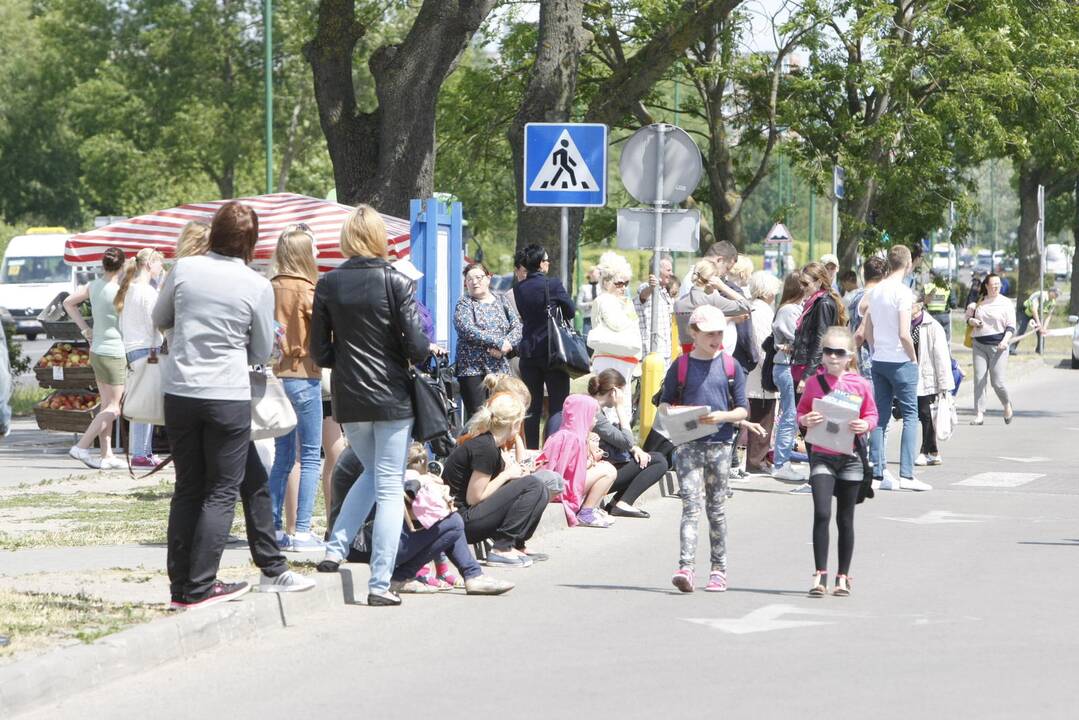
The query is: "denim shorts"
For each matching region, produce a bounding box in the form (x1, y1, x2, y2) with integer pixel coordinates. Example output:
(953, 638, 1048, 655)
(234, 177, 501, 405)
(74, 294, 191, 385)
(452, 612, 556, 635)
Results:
(809, 451, 864, 483)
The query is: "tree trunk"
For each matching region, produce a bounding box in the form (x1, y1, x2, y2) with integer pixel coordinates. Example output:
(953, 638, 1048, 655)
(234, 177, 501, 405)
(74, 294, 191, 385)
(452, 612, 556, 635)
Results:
(277, 93, 306, 193)
(1016, 161, 1044, 302)
(306, 0, 497, 218)
(508, 0, 589, 282)
(1069, 176, 1079, 314)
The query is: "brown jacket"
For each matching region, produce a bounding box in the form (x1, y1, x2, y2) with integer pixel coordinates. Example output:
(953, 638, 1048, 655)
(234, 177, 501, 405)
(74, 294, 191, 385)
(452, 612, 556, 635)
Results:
(272, 274, 320, 379)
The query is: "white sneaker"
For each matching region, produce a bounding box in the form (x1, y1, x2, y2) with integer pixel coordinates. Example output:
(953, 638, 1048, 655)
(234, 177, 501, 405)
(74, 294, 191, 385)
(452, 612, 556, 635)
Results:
(259, 570, 316, 593)
(99, 456, 126, 471)
(926, 454, 942, 466)
(879, 470, 898, 491)
(772, 463, 808, 482)
(915, 453, 928, 466)
(69, 445, 100, 469)
(899, 477, 933, 492)
(789, 482, 813, 494)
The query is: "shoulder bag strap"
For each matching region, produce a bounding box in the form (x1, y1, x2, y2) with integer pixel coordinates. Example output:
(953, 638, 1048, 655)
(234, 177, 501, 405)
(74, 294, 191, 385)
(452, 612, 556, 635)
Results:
(723, 353, 736, 407)
(675, 355, 689, 404)
(816, 373, 832, 395)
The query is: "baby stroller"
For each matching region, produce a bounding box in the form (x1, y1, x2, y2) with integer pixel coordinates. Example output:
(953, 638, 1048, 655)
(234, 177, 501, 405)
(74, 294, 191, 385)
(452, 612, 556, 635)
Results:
(414, 356, 462, 460)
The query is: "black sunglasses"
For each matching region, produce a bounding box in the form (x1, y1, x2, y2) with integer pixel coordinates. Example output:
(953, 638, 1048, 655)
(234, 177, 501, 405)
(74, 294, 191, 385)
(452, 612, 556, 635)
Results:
(821, 346, 850, 358)
(613, 280, 629, 287)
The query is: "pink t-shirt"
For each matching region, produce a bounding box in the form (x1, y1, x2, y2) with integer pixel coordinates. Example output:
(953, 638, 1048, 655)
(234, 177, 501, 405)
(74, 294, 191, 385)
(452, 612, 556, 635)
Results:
(797, 371, 879, 456)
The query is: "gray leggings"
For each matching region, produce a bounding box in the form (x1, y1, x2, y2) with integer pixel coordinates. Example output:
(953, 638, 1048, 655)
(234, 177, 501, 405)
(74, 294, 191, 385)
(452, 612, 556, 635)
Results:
(972, 341, 1010, 415)
(673, 441, 732, 572)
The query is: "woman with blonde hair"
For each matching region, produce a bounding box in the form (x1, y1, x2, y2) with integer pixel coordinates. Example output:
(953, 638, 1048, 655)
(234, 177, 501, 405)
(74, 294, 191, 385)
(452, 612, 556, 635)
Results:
(673, 258, 749, 356)
(115, 248, 165, 467)
(312, 204, 437, 606)
(440, 392, 554, 567)
(267, 225, 325, 552)
(744, 270, 782, 473)
(587, 251, 642, 420)
(175, 221, 211, 259)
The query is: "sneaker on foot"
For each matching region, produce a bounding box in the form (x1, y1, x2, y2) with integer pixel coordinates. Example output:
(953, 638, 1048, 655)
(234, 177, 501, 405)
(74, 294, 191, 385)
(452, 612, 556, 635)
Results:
(131, 455, 157, 468)
(773, 463, 808, 482)
(790, 482, 812, 494)
(99, 456, 126, 471)
(879, 470, 898, 491)
(260, 570, 316, 593)
(178, 581, 250, 609)
(464, 575, 515, 595)
(705, 571, 728, 592)
(276, 531, 295, 551)
(671, 568, 695, 593)
(926, 454, 942, 466)
(899, 476, 933, 491)
(288, 532, 325, 552)
(915, 453, 928, 466)
(69, 445, 100, 469)
(577, 508, 613, 528)
(389, 578, 439, 594)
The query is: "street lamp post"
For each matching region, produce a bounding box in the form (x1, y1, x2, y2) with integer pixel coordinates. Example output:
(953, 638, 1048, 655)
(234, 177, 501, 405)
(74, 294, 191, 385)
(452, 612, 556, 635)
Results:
(264, 0, 274, 194)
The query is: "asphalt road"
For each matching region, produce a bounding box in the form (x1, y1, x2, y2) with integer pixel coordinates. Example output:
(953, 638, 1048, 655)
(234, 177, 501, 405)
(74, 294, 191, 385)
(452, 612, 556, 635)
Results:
(21, 364, 1079, 720)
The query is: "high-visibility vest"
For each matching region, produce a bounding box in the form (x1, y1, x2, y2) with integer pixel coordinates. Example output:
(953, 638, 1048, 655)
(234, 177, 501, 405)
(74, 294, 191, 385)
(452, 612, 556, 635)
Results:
(926, 285, 950, 314)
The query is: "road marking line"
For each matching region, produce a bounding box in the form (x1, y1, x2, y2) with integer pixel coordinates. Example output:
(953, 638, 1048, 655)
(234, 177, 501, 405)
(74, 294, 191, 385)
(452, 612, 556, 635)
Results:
(882, 511, 995, 525)
(684, 603, 843, 635)
(955, 472, 1044, 487)
(998, 456, 1050, 463)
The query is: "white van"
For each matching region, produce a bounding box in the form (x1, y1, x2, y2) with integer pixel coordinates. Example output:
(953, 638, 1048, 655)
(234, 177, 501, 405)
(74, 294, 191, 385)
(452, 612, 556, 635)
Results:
(0, 229, 75, 340)
(931, 243, 956, 274)
(1045, 243, 1071, 279)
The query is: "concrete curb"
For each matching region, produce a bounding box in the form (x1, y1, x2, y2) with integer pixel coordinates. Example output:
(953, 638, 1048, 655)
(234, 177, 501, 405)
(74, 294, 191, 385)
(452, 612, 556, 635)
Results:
(0, 483, 675, 718)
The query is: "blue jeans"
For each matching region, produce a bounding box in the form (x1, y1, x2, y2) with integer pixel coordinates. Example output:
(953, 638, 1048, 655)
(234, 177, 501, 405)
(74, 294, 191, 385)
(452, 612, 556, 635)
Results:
(326, 418, 413, 593)
(268, 378, 323, 533)
(870, 360, 918, 480)
(126, 348, 159, 458)
(772, 363, 797, 468)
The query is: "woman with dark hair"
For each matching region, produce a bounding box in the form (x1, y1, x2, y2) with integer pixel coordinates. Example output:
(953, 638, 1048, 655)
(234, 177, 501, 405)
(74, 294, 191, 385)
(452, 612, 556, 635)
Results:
(454, 261, 522, 419)
(770, 272, 808, 482)
(64, 246, 128, 470)
(154, 201, 313, 609)
(586, 369, 668, 517)
(790, 261, 848, 389)
(512, 243, 575, 447)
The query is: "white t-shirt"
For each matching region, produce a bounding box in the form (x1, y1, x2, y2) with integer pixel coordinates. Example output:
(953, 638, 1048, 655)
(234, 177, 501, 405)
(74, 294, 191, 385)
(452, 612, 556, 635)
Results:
(120, 282, 163, 352)
(867, 276, 913, 363)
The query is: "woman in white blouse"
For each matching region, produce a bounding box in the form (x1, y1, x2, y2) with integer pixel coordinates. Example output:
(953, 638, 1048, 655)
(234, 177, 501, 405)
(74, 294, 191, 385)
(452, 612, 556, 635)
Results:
(115, 248, 165, 466)
(587, 252, 642, 420)
(965, 273, 1014, 425)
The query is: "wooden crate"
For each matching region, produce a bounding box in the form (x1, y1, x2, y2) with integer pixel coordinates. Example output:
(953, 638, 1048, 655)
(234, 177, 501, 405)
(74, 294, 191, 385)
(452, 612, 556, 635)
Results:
(34, 341, 97, 389)
(34, 391, 101, 434)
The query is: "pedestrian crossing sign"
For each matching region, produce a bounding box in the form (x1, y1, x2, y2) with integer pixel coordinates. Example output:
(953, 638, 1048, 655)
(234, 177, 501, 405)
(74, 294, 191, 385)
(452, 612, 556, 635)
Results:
(523, 123, 607, 207)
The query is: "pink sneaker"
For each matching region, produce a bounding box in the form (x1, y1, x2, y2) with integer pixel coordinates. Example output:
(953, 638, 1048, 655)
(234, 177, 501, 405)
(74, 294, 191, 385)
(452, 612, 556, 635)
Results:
(705, 571, 727, 592)
(671, 568, 695, 593)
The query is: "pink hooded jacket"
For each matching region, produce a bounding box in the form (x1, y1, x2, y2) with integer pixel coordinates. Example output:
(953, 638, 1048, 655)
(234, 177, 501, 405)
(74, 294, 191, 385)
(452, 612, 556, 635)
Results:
(540, 394, 599, 526)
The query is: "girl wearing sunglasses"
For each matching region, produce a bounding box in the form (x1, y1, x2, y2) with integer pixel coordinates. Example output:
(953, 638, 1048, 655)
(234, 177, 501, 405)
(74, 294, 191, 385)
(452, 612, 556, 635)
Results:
(796, 327, 879, 598)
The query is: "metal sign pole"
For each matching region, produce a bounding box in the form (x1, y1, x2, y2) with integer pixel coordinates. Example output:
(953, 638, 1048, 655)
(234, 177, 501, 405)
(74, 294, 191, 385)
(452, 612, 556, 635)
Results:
(560, 206, 569, 288)
(1038, 185, 1045, 330)
(650, 127, 668, 354)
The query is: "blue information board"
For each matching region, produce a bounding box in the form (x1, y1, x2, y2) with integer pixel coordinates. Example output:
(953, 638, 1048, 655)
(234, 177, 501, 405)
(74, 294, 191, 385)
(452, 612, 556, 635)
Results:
(523, 123, 607, 207)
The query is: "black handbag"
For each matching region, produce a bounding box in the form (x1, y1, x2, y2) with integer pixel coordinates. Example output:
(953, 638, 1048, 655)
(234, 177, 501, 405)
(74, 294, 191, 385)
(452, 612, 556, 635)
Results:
(383, 269, 452, 443)
(544, 279, 590, 377)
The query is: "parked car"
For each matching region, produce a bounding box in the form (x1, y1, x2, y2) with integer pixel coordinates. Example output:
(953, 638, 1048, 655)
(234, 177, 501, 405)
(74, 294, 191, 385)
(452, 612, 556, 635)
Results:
(1045, 244, 1072, 280)
(974, 249, 993, 274)
(958, 247, 974, 269)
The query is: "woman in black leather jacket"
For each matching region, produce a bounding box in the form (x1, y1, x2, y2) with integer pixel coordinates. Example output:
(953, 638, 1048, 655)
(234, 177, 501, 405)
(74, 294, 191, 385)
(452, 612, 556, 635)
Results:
(791, 261, 847, 389)
(310, 204, 436, 607)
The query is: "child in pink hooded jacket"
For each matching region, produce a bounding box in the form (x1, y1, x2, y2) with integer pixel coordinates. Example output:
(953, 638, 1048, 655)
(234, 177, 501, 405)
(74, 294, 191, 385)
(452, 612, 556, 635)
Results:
(540, 394, 618, 528)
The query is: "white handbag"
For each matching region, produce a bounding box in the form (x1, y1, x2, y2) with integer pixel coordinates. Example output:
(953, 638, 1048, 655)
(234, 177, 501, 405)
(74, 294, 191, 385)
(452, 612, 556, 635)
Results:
(587, 324, 642, 357)
(123, 348, 166, 426)
(250, 369, 298, 440)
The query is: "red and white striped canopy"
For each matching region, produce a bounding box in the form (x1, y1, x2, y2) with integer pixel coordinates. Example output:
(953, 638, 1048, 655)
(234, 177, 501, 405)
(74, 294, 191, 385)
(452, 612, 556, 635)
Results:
(64, 192, 411, 273)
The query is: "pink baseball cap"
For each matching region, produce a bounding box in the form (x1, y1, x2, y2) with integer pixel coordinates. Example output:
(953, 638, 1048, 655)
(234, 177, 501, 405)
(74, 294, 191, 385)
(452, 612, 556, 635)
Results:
(688, 304, 726, 333)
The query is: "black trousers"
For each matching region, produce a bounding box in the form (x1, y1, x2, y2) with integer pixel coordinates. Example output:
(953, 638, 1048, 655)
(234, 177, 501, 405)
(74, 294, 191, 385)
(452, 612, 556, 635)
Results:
(460, 475, 548, 551)
(458, 374, 488, 421)
(519, 361, 570, 448)
(241, 442, 289, 578)
(165, 394, 251, 600)
(917, 395, 938, 455)
(610, 452, 668, 506)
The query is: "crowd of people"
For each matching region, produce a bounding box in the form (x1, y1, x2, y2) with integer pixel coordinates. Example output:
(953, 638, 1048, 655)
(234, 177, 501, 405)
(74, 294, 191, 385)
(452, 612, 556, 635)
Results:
(48, 196, 1066, 606)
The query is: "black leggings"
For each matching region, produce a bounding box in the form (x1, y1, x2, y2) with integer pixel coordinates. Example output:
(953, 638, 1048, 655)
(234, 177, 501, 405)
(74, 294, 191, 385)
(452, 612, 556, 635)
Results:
(458, 375, 488, 421)
(519, 362, 570, 448)
(610, 453, 668, 506)
(918, 395, 938, 455)
(810, 474, 860, 576)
